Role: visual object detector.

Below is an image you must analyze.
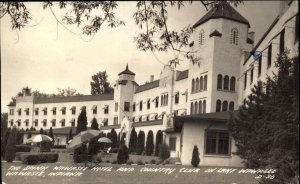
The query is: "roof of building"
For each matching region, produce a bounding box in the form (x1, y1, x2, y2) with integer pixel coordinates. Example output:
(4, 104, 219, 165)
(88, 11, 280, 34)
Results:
(135, 80, 160, 93)
(243, 16, 280, 65)
(30, 127, 78, 135)
(176, 70, 189, 81)
(193, 2, 250, 28)
(34, 94, 114, 104)
(118, 64, 135, 76)
(174, 111, 238, 122)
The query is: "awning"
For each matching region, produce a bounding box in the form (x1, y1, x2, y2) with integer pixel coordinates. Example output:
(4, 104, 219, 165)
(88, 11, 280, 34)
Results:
(51, 107, 56, 111)
(80, 106, 86, 110)
(24, 108, 29, 112)
(34, 119, 38, 123)
(70, 106, 76, 110)
(60, 119, 65, 123)
(175, 91, 179, 95)
(157, 112, 166, 120)
(149, 113, 158, 121)
(9, 119, 14, 123)
(17, 108, 21, 112)
(51, 119, 56, 123)
(69, 118, 75, 123)
(134, 116, 141, 122)
(152, 96, 159, 102)
(35, 108, 39, 111)
(42, 119, 47, 123)
(142, 115, 148, 122)
(103, 105, 108, 109)
(42, 107, 47, 111)
(91, 105, 97, 110)
(60, 107, 66, 111)
(182, 90, 188, 96)
(16, 119, 21, 123)
(23, 119, 29, 123)
(101, 118, 108, 124)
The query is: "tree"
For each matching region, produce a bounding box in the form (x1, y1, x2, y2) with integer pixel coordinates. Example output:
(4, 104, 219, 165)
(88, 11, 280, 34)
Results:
(110, 128, 118, 148)
(128, 127, 137, 153)
(39, 128, 44, 134)
(191, 145, 200, 167)
(16, 130, 24, 145)
(90, 71, 114, 95)
(30, 126, 36, 131)
(5, 127, 17, 162)
(49, 127, 54, 140)
(1, 113, 8, 140)
(57, 87, 83, 97)
(90, 117, 99, 130)
(158, 143, 170, 161)
(228, 51, 299, 184)
(76, 109, 88, 134)
(1, 128, 11, 159)
(120, 133, 126, 146)
(27, 131, 32, 139)
(145, 130, 154, 156)
(68, 128, 73, 141)
(136, 130, 145, 155)
(117, 144, 129, 164)
(0, 1, 243, 66)
(155, 130, 163, 156)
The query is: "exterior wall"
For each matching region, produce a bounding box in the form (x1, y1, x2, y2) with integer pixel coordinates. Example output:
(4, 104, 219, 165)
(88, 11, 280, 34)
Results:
(180, 121, 243, 167)
(239, 1, 298, 104)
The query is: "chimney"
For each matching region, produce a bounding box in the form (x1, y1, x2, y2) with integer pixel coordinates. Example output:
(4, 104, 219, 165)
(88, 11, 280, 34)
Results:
(150, 75, 154, 82)
(248, 32, 255, 44)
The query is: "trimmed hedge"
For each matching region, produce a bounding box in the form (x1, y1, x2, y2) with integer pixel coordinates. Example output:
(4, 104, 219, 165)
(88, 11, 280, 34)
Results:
(21, 153, 59, 165)
(16, 145, 31, 152)
(52, 145, 66, 149)
(15, 152, 28, 161)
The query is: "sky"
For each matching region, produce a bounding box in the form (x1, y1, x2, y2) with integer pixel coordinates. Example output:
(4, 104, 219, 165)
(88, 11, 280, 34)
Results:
(1, 1, 281, 113)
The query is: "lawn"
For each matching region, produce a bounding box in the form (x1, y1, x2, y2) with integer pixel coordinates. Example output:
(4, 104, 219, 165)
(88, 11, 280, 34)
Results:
(1, 150, 262, 184)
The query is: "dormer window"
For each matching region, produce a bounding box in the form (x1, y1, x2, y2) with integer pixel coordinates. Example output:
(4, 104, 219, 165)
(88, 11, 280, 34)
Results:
(230, 28, 238, 45)
(199, 30, 204, 45)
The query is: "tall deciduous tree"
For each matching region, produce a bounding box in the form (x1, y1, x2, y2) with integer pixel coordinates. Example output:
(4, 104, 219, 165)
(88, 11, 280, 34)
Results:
(1, 113, 8, 140)
(228, 51, 299, 184)
(90, 71, 114, 95)
(129, 127, 137, 153)
(5, 127, 17, 162)
(49, 127, 54, 140)
(91, 117, 99, 130)
(136, 130, 145, 155)
(57, 87, 83, 96)
(76, 109, 88, 134)
(145, 130, 154, 156)
(1, 128, 11, 159)
(110, 128, 118, 148)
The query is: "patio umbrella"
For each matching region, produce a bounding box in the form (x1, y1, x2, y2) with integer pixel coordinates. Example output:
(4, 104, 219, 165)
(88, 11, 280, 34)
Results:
(31, 134, 53, 143)
(66, 129, 101, 150)
(98, 137, 112, 143)
(26, 137, 34, 143)
(67, 139, 72, 144)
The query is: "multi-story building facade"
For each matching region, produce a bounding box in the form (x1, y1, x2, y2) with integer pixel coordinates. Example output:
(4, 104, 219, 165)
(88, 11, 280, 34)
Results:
(7, 1, 298, 166)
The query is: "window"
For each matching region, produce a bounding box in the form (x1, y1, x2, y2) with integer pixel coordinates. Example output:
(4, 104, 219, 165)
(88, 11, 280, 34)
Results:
(43, 108, 47, 115)
(124, 102, 130, 112)
(199, 30, 204, 45)
(268, 44, 272, 68)
(53, 108, 56, 115)
(61, 107, 66, 115)
(10, 121, 13, 126)
(244, 72, 247, 90)
(169, 137, 176, 151)
(114, 116, 118, 125)
(191, 79, 195, 92)
(147, 100, 150, 110)
(43, 120, 47, 127)
(230, 28, 238, 45)
(250, 68, 254, 84)
(216, 100, 221, 112)
(217, 74, 223, 90)
(196, 78, 199, 91)
(224, 76, 229, 90)
(71, 107, 76, 115)
(139, 101, 143, 111)
(61, 121, 65, 127)
(190, 102, 194, 115)
(9, 109, 14, 116)
(175, 92, 179, 104)
(258, 55, 262, 77)
(25, 120, 29, 127)
(52, 120, 56, 127)
(165, 94, 168, 105)
(194, 101, 198, 114)
(280, 29, 285, 54)
(92, 106, 97, 114)
(230, 77, 235, 91)
(203, 100, 206, 113)
(229, 102, 234, 111)
(133, 103, 136, 112)
(25, 109, 29, 116)
(34, 120, 38, 127)
(35, 108, 39, 115)
(222, 101, 228, 112)
(204, 75, 207, 90)
(104, 106, 109, 114)
(161, 95, 164, 105)
(115, 102, 118, 112)
(18, 109, 21, 116)
(103, 119, 108, 126)
(199, 101, 202, 114)
(155, 97, 159, 108)
(205, 131, 230, 155)
(200, 76, 204, 91)
(71, 120, 75, 127)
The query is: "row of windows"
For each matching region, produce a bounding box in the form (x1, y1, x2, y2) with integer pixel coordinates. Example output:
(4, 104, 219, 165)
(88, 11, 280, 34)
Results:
(10, 106, 109, 116)
(217, 75, 235, 91)
(190, 100, 206, 115)
(191, 75, 208, 93)
(216, 100, 234, 112)
(198, 28, 238, 46)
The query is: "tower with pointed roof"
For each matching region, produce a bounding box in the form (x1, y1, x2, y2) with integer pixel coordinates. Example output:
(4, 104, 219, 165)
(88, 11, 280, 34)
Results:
(187, 2, 253, 114)
(113, 64, 137, 126)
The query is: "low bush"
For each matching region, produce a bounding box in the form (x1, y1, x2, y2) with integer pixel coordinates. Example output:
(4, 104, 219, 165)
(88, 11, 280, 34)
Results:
(112, 160, 117, 164)
(163, 160, 170, 165)
(106, 160, 110, 163)
(136, 159, 144, 165)
(16, 145, 31, 152)
(145, 161, 149, 164)
(21, 153, 59, 164)
(96, 153, 102, 162)
(150, 159, 156, 165)
(15, 152, 27, 161)
(158, 143, 170, 161)
(126, 160, 133, 165)
(111, 148, 120, 153)
(52, 145, 66, 149)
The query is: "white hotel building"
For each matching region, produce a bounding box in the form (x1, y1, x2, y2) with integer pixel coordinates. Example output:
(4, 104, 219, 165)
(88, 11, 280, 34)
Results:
(7, 1, 298, 166)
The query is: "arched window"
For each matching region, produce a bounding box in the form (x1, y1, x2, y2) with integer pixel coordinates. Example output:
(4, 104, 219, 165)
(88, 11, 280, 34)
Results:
(230, 77, 236, 91)
(224, 75, 229, 90)
(190, 102, 194, 115)
(200, 76, 204, 91)
(191, 79, 195, 92)
(161, 95, 164, 106)
(199, 101, 202, 114)
(204, 75, 207, 90)
(194, 101, 198, 114)
(230, 28, 238, 45)
(229, 101, 234, 111)
(216, 100, 221, 112)
(199, 30, 204, 45)
(203, 100, 206, 113)
(222, 101, 228, 112)
(196, 78, 199, 92)
(217, 74, 223, 90)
